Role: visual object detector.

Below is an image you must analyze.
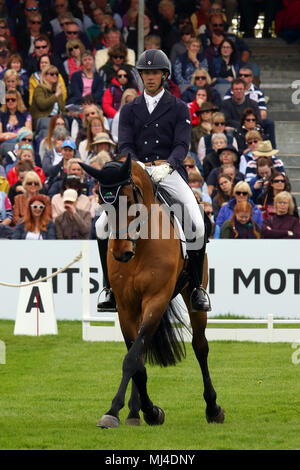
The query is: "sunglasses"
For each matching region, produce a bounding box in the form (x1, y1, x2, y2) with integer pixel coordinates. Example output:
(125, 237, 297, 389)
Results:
(212, 23, 223, 27)
(47, 72, 58, 76)
(36, 45, 47, 49)
(117, 73, 127, 78)
(26, 7, 38, 11)
(239, 73, 252, 77)
(30, 20, 41, 24)
(245, 118, 256, 122)
(27, 182, 40, 187)
(214, 122, 225, 126)
(235, 191, 249, 196)
(195, 76, 206, 80)
(273, 179, 285, 183)
(6, 97, 16, 102)
(68, 45, 80, 52)
(31, 204, 45, 210)
(247, 139, 258, 145)
(113, 55, 125, 59)
(21, 138, 33, 142)
(67, 31, 79, 35)
(184, 164, 195, 169)
(206, 211, 213, 215)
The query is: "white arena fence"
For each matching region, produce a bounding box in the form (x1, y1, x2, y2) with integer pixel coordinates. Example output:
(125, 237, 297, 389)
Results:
(0, 240, 300, 342)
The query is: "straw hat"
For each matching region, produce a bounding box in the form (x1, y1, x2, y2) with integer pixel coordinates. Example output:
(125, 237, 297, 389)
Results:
(252, 140, 279, 157)
(92, 132, 116, 147)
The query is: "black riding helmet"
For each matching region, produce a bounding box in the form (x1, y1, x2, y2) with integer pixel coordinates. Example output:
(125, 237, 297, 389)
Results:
(136, 49, 170, 76)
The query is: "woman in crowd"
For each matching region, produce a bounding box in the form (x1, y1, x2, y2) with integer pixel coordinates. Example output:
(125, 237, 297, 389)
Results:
(42, 126, 69, 177)
(188, 167, 211, 204)
(234, 108, 264, 154)
(197, 111, 238, 164)
(174, 37, 208, 93)
(181, 67, 222, 108)
(69, 50, 104, 106)
(30, 65, 66, 129)
(74, 103, 109, 149)
(7, 53, 29, 95)
(202, 132, 228, 180)
(64, 39, 85, 83)
(54, 188, 91, 240)
(0, 89, 32, 142)
(13, 194, 55, 239)
(262, 192, 300, 239)
(3, 68, 28, 107)
(188, 87, 216, 127)
(214, 180, 263, 238)
(6, 145, 45, 186)
(98, 44, 135, 89)
(78, 114, 105, 162)
(12, 170, 48, 226)
(220, 201, 261, 239)
(206, 146, 241, 195)
(28, 55, 67, 107)
(111, 88, 138, 143)
(256, 171, 299, 219)
(211, 37, 240, 84)
(239, 130, 263, 176)
(39, 114, 69, 162)
(212, 172, 234, 219)
(102, 66, 139, 120)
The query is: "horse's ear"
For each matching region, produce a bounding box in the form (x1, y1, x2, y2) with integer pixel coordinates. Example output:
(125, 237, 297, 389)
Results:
(79, 161, 102, 180)
(122, 153, 132, 177)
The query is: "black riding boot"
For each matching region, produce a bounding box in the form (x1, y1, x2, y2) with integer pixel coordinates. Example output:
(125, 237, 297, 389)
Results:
(187, 243, 211, 312)
(97, 238, 117, 312)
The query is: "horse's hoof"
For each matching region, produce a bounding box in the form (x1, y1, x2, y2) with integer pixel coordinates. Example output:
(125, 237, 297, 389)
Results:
(143, 406, 165, 426)
(206, 406, 225, 424)
(125, 417, 142, 426)
(97, 414, 120, 428)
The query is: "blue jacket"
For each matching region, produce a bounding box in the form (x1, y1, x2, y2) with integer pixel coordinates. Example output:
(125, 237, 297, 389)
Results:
(68, 71, 104, 106)
(118, 90, 191, 182)
(12, 220, 56, 239)
(214, 197, 263, 238)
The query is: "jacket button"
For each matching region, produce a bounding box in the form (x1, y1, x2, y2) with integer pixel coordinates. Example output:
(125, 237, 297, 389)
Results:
(156, 139, 159, 143)
(144, 141, 148, 144)
(145, 157, 148, 161)
(155, 123, 158, 127)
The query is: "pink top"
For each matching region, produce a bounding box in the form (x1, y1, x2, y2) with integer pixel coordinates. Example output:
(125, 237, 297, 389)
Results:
(82, 76, 93, 97)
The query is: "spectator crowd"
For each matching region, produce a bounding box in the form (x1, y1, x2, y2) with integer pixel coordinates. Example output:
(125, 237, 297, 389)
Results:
(0, 0, 299, 241)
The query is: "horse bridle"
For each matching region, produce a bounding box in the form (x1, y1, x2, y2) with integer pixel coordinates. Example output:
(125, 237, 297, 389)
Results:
(99, 176, 145, 246)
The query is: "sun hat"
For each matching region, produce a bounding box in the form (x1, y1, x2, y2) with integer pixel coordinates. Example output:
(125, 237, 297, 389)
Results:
(252, 140, 279, 157)
(196, 101, 218, 115)
(63, 188, 78, 202)
(92, 132, 116, 147)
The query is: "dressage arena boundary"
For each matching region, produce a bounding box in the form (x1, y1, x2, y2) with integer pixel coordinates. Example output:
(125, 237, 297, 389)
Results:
(80, 242, 300, 344)
(1, 240, 300, 342)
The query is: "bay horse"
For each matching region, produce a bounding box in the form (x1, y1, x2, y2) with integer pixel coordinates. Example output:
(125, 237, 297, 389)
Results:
(81, 154, 224, 428)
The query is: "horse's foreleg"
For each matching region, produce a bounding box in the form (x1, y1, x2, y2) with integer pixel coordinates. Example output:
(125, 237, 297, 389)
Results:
(183, 291, 225, 423)
(125, 381, 142, 426)
(98, 324, 163, 428)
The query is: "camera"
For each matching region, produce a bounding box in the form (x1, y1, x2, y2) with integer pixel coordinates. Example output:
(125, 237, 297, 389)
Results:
(261, 177, 267, 183)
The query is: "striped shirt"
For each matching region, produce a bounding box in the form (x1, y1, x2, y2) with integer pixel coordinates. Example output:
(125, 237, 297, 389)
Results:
(223, 84, 267, 111)
(244, 156, 285, 182)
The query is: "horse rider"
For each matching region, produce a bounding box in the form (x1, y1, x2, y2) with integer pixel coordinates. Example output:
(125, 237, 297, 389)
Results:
(97, 48, 210, 312)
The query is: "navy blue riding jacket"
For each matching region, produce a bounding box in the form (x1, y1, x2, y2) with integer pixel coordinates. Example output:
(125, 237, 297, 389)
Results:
(118, 90, 191, 182)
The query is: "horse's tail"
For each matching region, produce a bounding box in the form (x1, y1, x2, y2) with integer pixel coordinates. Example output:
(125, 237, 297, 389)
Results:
(144, 299, 191, 367)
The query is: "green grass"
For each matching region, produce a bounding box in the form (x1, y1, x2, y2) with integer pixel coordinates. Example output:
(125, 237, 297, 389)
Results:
(1, 320, 300, 450)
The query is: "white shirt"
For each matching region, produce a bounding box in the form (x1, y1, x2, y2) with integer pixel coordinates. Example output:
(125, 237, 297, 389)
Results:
(144, 89, 165, 114)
